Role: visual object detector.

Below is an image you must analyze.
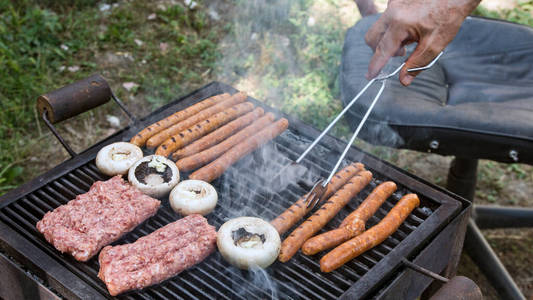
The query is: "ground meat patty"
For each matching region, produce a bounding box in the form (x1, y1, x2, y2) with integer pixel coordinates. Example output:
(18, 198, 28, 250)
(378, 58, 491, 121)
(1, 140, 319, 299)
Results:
(36, 175, 160, 262)
(98, 214, 217, 296)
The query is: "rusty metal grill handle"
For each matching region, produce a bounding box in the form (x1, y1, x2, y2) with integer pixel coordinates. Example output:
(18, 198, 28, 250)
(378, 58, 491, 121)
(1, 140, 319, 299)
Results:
(401, 258, 449, 283)
(111, 91, 137, 123)
(36, 74, 137, 157)
(41, 110, 77, 157)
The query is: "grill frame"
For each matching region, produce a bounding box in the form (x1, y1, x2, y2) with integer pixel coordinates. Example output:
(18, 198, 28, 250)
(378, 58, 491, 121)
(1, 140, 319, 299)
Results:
(0, 82, 467, 299)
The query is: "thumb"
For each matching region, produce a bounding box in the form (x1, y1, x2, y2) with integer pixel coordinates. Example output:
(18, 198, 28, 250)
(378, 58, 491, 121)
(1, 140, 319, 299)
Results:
(400, 39, 443, 86)
(366, 27, 408, 79)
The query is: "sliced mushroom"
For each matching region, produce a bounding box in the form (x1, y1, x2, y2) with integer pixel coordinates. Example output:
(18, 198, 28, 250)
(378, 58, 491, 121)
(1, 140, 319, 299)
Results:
(128, 155, 179, 198)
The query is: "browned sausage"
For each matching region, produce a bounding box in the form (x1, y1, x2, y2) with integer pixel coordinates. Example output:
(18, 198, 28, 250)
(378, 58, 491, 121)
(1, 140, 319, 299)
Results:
(155, 102, 255, 157)
(339, 181, 397, 228)
(129, 93, 229, 147)
(189, 118, 289, 182)
(175, 113, 276, 172)
(320, 193, 420, 272)
(278, 170, 373, 263)
(270, 163, 365, 235)
(172, 108, 264, 160)
(146, 92, 247, 148)
(301, 181, 397, 255)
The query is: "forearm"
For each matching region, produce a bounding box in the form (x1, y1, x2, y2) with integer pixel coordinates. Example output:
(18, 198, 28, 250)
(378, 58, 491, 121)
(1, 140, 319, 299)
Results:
(354, 0, 378, 17)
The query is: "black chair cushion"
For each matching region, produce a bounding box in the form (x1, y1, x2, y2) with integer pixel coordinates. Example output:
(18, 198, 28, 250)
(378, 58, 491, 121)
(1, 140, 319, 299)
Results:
(340, 15, 533, 164)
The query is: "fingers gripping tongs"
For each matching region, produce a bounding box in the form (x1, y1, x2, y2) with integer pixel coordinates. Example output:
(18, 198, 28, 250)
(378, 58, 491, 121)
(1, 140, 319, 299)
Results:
(275, 52, 444, 209)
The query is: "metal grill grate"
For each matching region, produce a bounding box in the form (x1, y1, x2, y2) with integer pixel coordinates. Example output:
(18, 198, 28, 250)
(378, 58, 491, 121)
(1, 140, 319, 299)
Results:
(0, 82, 462, 299)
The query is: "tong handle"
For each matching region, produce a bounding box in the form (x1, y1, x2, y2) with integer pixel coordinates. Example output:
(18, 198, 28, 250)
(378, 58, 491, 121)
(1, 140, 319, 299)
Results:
(376, 51, 444, 80)
(295, 52, 444, 164)
(294, 78, 377, 164)
(323, 80, 386, 186)
(321, 52, 444, 186)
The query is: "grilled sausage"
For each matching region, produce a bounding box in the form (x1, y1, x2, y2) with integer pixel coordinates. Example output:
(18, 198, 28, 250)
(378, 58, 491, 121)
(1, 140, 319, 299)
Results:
(130, 93, 229, 147)
(155, 102, 255, 157)
(189, 118, 289, 182)
(172, 108, 264, 160)
(146, 92, 247, 148)
(175, 113, 276, 172)
(301, 181, 397, 255)
(320, 193, 420, 272)
(270, 163, 365, 235)
(278, 170, 373, 263)
(339, 181, 397, 228)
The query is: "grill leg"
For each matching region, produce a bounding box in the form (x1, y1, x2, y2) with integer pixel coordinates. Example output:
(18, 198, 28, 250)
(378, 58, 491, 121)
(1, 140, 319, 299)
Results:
(445, 157, 526, 300)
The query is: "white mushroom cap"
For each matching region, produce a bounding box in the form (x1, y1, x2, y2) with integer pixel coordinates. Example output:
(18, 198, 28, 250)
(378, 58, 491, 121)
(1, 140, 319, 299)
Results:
(128, 155, 180, 198)
(170, 180, 218, 216)
(217, 217, 281, 269)
(95, 142, 143, 176)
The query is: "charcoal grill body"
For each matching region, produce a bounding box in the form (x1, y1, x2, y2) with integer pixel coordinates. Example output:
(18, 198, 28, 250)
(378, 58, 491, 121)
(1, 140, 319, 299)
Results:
(0, 82, 469, 300)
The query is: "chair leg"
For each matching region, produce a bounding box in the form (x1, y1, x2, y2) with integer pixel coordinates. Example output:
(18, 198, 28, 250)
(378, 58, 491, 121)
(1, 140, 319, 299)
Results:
(446, 157, 478, 201)
(445, 157, 526, 300)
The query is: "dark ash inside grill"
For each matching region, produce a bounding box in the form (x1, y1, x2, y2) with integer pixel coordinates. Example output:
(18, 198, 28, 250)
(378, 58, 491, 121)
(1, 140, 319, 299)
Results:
(0, 82, 466, 300)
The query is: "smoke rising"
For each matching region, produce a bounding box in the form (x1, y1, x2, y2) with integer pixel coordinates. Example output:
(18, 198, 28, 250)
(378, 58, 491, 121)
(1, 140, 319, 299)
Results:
(207, 0, 358, 137)
(217, 131, 317, 220)
(248, 265, 279, 300)
(199, 1, 402, 298)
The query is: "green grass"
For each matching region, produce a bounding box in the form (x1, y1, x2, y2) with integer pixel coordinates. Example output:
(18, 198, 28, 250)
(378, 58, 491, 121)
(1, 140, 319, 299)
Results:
(474, 0, 533, 26)
(0, 0, 224, 194)
(1, 0, 532, 196)
(216, 0, 354, 138)
(0, 1, 97, 192)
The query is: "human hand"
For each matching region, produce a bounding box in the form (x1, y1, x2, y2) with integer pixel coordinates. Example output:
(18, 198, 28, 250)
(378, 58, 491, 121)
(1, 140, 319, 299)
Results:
(365, 0, 480, 86)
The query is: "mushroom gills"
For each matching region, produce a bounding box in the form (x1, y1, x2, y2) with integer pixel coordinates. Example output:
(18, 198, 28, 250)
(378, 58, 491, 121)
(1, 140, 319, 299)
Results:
(232, 228, 266, 249)
(134, 161, 173, 185)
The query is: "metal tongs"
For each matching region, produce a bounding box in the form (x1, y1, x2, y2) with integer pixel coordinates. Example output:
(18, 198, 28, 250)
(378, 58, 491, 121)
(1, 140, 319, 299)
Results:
(275, 52, 444, 209)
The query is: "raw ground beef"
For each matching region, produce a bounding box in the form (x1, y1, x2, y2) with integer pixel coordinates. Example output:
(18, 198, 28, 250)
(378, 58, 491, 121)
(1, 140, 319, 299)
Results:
(36, 175, 160, 261)
(98, 214, 217, 296)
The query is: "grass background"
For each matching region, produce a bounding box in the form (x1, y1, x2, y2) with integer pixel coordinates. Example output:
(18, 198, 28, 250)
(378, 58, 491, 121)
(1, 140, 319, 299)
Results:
(0, 0, 532, 297)
(1, 0, 532, 196)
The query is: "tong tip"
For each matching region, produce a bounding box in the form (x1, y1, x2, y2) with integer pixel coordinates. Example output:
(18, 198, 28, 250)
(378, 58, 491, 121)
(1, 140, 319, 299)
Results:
(304, 178, 327, 209)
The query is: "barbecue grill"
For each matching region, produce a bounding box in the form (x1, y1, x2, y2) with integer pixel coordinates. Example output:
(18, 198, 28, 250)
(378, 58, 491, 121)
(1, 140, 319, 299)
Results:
(0, 81, 470, 299)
